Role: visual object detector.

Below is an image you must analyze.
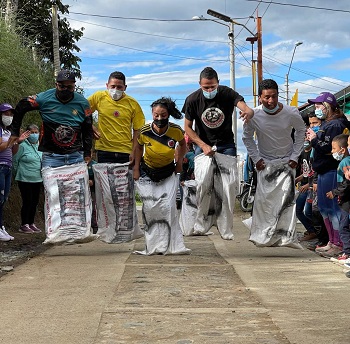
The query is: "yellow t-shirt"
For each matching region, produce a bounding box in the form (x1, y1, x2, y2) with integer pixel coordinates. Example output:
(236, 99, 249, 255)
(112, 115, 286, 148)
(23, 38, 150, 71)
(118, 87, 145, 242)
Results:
(138, 123, 184, 169)
(88, 91, 145, 154)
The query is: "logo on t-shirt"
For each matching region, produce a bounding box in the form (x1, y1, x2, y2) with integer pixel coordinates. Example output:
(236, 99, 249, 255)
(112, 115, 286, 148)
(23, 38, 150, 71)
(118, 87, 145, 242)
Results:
(201, 107, 224, 129)
(168, 139, 175, 148)
(114, 111, 120, 117)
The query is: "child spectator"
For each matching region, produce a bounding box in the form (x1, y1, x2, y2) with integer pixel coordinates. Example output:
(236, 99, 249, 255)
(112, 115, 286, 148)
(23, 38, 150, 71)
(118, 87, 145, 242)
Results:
(325, 134, 350, 262)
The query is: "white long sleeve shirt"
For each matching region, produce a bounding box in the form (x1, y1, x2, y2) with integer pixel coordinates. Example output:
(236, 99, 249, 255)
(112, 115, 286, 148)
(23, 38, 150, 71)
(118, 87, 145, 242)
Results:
(242, 104, 306, 165)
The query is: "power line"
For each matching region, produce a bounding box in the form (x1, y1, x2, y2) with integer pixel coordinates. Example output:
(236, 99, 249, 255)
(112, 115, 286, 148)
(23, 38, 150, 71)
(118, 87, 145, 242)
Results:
(245, 0, 350, 13)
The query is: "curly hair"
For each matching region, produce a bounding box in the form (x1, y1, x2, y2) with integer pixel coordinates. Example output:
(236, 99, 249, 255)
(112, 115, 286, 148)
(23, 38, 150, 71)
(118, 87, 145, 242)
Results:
(151, 97, 183, 120)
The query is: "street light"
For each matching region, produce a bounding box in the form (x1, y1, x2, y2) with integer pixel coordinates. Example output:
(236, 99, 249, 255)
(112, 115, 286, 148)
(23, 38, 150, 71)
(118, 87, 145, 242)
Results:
(286, 41, 303, 105)
(206, 9, 257, 142)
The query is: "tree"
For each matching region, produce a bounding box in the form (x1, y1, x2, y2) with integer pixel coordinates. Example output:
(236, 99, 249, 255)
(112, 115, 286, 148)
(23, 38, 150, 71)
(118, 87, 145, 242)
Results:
(4, 0, 84, 78)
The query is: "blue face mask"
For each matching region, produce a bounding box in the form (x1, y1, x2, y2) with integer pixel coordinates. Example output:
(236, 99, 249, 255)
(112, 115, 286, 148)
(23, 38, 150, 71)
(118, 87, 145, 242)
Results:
(203, 88, 218, 99)
(311, 126, 320, 133)
(315, 108, 326, 119)
(28, 133, 39, 144)
(262, 104, 279, 114)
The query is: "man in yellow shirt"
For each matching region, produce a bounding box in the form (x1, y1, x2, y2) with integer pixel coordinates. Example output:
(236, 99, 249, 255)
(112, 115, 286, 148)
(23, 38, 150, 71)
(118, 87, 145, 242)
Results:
(88, 71, 145, 164)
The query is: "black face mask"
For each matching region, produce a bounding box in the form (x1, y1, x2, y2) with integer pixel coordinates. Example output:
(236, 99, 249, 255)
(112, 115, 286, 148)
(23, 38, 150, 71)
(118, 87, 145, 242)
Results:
(153, 118, 169, 129)
(56, 89, 74, 102)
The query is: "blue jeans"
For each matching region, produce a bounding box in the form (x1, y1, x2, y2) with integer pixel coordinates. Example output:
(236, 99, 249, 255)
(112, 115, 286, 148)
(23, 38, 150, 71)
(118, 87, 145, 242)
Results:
(42, 151, 84, 168)
(194, 143, 236, 157)
(96, 150, 130, 163)
(296, 189, 315, 233)
(0, 164, 12, 227)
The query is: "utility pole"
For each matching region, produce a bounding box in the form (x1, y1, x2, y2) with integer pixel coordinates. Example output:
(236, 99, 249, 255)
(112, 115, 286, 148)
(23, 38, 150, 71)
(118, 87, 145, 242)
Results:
(257, 15, 263, 85)
(52, 1, 60, 76)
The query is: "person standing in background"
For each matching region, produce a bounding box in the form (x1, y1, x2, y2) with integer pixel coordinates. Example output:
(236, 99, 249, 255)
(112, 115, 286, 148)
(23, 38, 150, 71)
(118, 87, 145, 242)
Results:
(0, 104, 29, 241)
(13, 124, 43, 234)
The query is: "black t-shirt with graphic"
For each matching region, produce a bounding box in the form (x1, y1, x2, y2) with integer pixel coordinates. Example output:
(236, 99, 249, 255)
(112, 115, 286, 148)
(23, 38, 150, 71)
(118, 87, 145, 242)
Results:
(182, 85, 244, 146)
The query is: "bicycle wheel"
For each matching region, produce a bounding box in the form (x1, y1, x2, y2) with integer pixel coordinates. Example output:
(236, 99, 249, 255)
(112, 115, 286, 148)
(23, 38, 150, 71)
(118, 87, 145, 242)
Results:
(239, 189, 255, 212)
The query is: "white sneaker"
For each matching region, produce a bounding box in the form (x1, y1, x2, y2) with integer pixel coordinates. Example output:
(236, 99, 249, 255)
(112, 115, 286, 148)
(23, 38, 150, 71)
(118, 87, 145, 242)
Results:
(1, 226, 14, 240)
(0, 228, 11, 241)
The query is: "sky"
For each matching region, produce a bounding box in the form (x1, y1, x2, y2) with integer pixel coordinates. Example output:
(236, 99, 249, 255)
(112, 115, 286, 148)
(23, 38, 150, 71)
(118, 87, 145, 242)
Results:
(62, 0, 350, 157)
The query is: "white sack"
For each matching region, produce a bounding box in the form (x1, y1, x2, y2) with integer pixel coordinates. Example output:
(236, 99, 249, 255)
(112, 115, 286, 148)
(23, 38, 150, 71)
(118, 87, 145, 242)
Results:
(248, 161, 302, 249)
(135, 174, 191, 255)
(193, 153, 238, 240)
(179, 180, 198, 236)
(42, 163, 97, 245)
(93, 163, 143, 243)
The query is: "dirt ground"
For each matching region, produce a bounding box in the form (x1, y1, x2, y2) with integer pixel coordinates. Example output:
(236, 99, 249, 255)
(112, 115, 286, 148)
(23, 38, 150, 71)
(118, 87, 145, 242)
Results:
(0, 181, 48, 277)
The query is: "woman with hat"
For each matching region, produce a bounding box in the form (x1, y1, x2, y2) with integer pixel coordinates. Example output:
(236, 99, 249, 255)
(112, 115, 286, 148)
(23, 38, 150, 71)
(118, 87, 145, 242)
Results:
(0, 103, 29, 241)
(306, 92, 350, 257)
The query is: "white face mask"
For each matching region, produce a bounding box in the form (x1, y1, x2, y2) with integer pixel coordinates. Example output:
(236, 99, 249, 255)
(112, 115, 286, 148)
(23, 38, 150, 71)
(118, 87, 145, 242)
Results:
(2, 115, 13, 127)
(108, 88, 124, 101)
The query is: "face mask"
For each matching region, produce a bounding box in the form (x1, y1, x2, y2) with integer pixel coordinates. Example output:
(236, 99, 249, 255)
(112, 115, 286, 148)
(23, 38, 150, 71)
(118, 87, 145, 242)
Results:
(311, 126, 320, 133)
(262, 104, 279, 114)
(332, 151, 344, 161)
(304, 141, 311, 148)
(2, 115, 13, 127)
(28, 133, 39, 144)
(153, 118, 169, 129)
(109, 88, 124, 101)
(203, 88, 218, 100)
(348, 147, 350, 155)
(315, 108, 326, 119)
(56, 89, 74, 102)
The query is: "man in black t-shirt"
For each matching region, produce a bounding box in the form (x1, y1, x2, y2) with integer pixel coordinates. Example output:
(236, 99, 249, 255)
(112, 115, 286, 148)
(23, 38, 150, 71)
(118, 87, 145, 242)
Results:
(182, 67, 254, 157)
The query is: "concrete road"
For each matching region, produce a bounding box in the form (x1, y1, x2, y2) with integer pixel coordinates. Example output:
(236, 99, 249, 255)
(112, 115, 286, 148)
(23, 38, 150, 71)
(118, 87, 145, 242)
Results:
(0, 212, 349, 344)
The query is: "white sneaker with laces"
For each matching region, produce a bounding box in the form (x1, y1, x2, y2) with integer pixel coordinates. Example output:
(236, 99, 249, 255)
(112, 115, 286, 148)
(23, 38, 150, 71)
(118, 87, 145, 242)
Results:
(0, 227, 11, 241)
(2, 226, 14, 240)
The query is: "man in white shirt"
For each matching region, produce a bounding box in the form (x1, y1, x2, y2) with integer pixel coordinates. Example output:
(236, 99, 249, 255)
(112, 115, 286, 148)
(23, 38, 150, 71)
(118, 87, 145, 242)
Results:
(242, 79, 306, 248)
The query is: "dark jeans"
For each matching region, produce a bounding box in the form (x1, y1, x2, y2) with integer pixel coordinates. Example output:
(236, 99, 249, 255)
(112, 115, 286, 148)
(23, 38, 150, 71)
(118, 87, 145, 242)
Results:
(339, 208, 350, 254)
(194, 143, 236, 157)
(0, 164, 12, 227)
(296, 190, 315, 233)
(96, 150, 130, 164)
(17, 181, 42, 225)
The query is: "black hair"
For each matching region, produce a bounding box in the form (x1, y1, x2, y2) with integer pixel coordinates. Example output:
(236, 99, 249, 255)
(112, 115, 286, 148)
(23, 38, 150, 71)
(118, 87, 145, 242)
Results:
(258, 79, 279, 96)
(26, 124, 39, 131)
(333, 134, 349, 148)
(108, 71, 126, 84)
(151, 97, 183, 120)
(199, 67, 219, 82)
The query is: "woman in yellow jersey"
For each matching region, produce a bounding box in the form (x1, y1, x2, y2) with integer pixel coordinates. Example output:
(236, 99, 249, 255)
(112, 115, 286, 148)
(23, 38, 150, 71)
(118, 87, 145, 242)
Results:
(133, 97, 190, 255)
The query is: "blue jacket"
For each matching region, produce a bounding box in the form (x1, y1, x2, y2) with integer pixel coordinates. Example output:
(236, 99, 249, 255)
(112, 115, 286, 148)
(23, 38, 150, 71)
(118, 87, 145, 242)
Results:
(13, 140, 42, 182)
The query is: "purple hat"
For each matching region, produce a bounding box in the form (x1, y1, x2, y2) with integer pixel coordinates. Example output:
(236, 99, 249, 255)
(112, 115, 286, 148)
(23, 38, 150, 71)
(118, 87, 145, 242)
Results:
(56, 70, 76, 82)
(308, 92, 338, 108)
(0, 103, 14, 113)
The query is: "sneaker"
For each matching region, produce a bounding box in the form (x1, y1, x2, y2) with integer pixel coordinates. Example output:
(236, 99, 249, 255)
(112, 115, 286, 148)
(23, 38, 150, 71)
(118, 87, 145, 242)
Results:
(29, 223, 41, 233)
(1, 226, 14, 240)
(315, 242, 332, 253)
(330, 253, 349, 265)
(320, 246, 343, 258)
(0, 228, 11, 241)
(19, 224, 34, 234)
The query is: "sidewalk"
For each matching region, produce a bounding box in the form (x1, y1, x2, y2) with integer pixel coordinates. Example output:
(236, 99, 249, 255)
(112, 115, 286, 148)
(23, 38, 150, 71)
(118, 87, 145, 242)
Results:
(0, 212, 349, 344)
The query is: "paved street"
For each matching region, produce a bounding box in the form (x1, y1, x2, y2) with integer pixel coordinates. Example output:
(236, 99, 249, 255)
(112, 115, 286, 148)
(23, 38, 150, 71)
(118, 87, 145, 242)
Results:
(0, 212, 349, 344)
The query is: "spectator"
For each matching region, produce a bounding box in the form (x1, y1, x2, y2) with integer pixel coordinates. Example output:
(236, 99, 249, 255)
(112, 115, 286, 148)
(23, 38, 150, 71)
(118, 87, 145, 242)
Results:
(133, 97, 190, 255)
(242, 79, 305, 248)
(307, 92, 350, 257)
(325, 134, 350, 262)
(0, 104, 29, 241)
(13, 124, 43, 234)
(88, 71, 145, 164)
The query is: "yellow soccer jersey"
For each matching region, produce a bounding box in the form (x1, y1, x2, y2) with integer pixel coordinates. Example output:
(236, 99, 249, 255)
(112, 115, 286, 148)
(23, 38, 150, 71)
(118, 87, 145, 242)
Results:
(138, 123, 184, 169)
(88, 90, 145, 154)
